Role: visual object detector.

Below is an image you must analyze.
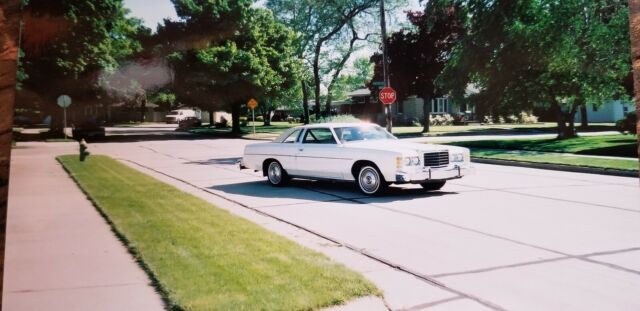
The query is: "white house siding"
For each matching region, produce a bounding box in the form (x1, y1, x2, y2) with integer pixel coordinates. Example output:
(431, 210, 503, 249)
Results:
(575, 100, 632, 123)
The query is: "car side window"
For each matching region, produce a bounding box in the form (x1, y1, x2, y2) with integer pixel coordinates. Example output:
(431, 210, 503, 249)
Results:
(303, 128, 336, 144)
(282, 129, 302, 143)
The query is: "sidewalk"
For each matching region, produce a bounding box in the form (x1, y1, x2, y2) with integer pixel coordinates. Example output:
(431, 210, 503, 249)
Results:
(3, 142, 164, 311)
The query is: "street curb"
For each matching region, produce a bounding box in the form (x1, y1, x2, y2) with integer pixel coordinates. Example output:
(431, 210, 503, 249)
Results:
(472, 157, 639, 178)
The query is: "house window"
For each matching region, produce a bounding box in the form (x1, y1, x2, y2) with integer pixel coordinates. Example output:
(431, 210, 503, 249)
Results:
(432, 98, 449, 114)
(592, 104, 598, 112)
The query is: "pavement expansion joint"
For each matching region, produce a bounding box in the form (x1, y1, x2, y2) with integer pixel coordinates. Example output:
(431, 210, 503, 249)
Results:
(121, 158, 508, 311)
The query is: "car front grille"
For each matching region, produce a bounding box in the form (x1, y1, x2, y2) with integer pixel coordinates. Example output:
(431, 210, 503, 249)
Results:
(424, 151, 449, 168)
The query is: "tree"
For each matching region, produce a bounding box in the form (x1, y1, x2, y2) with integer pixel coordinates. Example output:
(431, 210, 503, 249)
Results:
(162, 3, 300, 134)
(629, 0, 640, 175)
(19, 0, 144, 132)
(0, 0, 20, 304)
(440, 0, 630, 139)
(372, 0, 465, 132)
(268, 0, 386, 120)
(331, 57, 374, 101)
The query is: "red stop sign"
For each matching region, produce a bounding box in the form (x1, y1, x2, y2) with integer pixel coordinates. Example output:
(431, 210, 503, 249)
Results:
(379, 87, 396, 105)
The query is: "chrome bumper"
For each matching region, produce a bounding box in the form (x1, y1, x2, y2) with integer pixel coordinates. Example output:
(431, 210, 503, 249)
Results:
(395, 164, 474, 183)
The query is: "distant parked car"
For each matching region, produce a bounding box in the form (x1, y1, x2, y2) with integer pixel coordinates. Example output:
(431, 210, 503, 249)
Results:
(72, 120, 105, 140)
(240, 123, 473, 195)
(166, 108, 201, 124)
(178, 117, 202, 128)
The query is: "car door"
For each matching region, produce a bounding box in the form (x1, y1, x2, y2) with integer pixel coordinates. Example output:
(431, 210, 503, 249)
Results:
(295, 128, 347, 179)
(274, 128, 303, 175)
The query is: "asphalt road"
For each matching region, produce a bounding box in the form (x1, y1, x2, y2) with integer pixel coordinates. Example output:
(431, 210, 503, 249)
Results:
(92, 137, 640, 311)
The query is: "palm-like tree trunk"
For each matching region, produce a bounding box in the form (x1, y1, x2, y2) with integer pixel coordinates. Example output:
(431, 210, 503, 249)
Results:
(629, 0, 640, 178)
(0, 0, 21, 306)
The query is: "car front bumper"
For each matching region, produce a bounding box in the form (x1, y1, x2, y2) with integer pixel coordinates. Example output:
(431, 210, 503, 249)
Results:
(395, 164, 474, 184)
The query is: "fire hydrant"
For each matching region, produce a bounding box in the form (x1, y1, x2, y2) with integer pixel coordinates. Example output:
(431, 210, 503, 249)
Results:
(79, 139, 90, 162)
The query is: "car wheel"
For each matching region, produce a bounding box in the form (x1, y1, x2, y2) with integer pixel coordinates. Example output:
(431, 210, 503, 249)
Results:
(420, 181, 446, 191)
(266, 160, 288, 186)
(357, 165, 387, 195)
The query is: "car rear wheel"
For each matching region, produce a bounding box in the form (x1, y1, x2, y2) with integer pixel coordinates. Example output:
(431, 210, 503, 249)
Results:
(420, 180, 446, 191)
(266, 160, 288, 186)
(357, 165, 387, 195)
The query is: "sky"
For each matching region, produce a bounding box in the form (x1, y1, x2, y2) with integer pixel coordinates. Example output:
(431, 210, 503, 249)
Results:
(124, 0, 422, 32)
(123, 0, 423, 66)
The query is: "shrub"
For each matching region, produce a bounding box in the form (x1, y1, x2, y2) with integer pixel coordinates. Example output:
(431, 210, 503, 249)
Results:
(616, 113, 637, 134)
(314, 114, 362, 124)
(429, 113, 454, 126)
(519, 112, 539, 124)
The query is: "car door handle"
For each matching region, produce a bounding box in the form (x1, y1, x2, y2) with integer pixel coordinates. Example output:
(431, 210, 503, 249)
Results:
(298, 148, 303, 152)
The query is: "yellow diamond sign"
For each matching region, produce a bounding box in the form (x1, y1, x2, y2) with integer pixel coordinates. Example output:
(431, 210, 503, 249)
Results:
(247, 98, 258, 110)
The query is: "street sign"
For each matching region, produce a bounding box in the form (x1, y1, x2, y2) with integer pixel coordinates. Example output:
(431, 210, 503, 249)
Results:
(57, 95, 72, 108)
(57, 95, 72, 140)
(379, 87, 396, 105)
(372, 81, 385, 87)
(247, 98, 258, 110)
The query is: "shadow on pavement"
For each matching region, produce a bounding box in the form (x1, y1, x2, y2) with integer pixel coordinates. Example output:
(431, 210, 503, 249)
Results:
(209, 178, 457, 204)
(186, 157, 241, 165)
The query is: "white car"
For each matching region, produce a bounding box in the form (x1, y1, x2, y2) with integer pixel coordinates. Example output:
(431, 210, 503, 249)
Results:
(165, 108, 201, 124)
(240, 123, 473, 195)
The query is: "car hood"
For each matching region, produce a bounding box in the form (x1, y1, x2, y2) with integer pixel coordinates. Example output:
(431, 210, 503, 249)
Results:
(343, 139, 467, 155)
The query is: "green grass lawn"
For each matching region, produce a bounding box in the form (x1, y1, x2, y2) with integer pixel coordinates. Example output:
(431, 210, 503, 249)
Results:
(470, 149, 639, 172)
(448, 134, 638, 157)
(391, 123, 620, 137)
(58, 155, 377, 310)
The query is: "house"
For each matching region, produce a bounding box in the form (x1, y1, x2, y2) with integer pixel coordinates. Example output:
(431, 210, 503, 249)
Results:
(575, 100, 632, 123)
(336, 88, 473, 125)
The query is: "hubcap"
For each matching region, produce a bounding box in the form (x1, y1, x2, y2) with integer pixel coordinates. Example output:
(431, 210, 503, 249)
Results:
(359, 167, 379, 194)
(268, 162, 282, 184)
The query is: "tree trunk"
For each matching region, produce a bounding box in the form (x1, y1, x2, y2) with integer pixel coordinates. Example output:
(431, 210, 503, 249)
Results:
(580, 104, 588, 129)
(0, 0, 21, 306)
(312, 43, 322, 117)
(550, 97, 571, 139)
(422, 96, 431, 133)
(628, 0, 640, 177)
(208, 110, 214, 127)
(231, 103, 241, 135)
(301, 80, 309, 124)
(139, 98, 146, 123)
(263, 108, 272, 126)
(324, 92, 333, 117)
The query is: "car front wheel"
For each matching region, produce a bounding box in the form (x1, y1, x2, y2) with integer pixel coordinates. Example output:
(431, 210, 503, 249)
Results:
(420, 180, 446, 191)
(266, 160, 288, 186)
(357, 165, 387, 195)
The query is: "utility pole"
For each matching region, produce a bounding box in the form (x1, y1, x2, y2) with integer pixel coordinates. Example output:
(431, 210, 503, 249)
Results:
(0, 0, 21, 307)
(380, 0, 392, 132)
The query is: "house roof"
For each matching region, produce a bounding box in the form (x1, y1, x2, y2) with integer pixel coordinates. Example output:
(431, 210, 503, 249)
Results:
(346, 88, 371, 97)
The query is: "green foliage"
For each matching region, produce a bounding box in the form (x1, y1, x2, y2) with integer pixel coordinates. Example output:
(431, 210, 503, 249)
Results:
(163, 3, 300, 114)
(313, 114, 362, 124)
(149, 91, 177, 110)
(19, 0, 146, 125)
(332, 57, 374, 100)
(439, 0, 631, 137)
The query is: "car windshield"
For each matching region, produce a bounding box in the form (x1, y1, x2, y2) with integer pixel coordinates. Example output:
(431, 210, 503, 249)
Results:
(169, 110, 179, 115)
(333, 125, 396, 142)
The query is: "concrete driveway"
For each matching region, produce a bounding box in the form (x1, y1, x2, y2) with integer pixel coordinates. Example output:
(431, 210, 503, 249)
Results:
(91, 138, 640, 311)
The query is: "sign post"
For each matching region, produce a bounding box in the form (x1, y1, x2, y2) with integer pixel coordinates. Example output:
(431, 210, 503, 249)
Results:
(247, 98, 258, 135)
(379, 87, 396, 132)
(57, 95, 72, 139)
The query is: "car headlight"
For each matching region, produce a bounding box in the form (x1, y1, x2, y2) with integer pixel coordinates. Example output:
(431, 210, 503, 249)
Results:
(403, 156, 421, 166)
(411, 156, 420, 165)
(451, 153, 464, 162)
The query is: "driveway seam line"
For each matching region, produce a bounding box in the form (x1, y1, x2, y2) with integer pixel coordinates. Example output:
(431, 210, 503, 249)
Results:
(119, 158, 509, 311)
